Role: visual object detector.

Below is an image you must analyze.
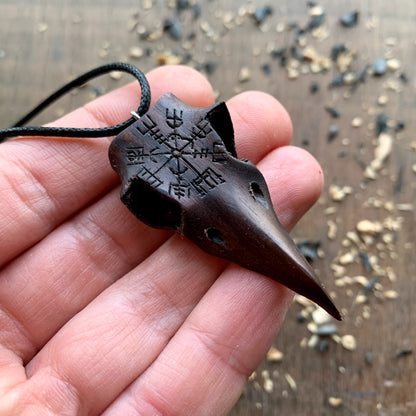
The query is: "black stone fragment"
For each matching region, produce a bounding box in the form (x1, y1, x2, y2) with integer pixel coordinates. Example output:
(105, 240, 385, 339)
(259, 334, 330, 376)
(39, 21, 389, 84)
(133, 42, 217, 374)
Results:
(354, 155, 367, 170)
(294, 29, 306, 44)
(340, 11, 359, 27)
(373, 58, 387, 76)
(328, 125, 339, 142)
(318, 339, 330, 353)
(287, 21, 298, 31)
(280, 55, 288, 67)
(297, 240, 320, 261)
(296, 311, 307, 323)
(253, 5, 273, 25)
(394, 165, 404, 195)
(306, 13, 325, 32)
(192, 4, 202, 20)
(330, 44, 348, 61)
(328, 73, 345, 88)
(181, 52, 193, 65)
(270, 47, 286, 59)
(309, 82, 319, 94)
(394, 121, 405, 132)
(92, 85, 103, 97)
(202, 61, 218, 75)
(395, 349, 413, 359)
(176, 0, 190, 12)
(325, 106, 340, 118)
(145, 47, 153, 57)
(399, 72, 409, 84)
(375, 113, 389, 137)
(261, 63, 272, 76)
(359, 252, 373, 272)
(365, 351, 374, 366)
(290, 46, 305, 61)
(163, 18, 183, 40)
(357, 65, 370, 84)
(364, 277, 381, 295)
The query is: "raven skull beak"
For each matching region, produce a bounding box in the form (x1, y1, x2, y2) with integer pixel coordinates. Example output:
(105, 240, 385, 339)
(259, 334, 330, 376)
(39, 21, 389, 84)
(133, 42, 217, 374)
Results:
(109, 93, 341, 320)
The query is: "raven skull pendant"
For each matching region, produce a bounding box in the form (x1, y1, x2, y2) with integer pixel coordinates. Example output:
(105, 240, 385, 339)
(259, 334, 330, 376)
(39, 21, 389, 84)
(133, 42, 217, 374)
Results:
(109, 93, 341, 320)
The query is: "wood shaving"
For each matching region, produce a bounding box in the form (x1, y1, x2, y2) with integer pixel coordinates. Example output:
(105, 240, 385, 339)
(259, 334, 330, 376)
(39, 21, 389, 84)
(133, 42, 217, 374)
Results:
(129, 46, 144, 59)
(357, 219, 382, 234)
(327, 220, 337, 240)
(312, 307, 333, 325)
(238, 66, 252, 82)
(341, 334, 357, 351)
(266, 347, 284, 362)
(339, 252, 356, 266)
(285, 373, 297, 391)
(263, 378, 274, 393)
(351, 117, 363, 127)
(384, 290, 399, 299)
(378, 95, 389, 106)
(328, 397, 343, 408)
(386, 58, 401, 71)
(109, 71, 123, 80)
(371, 133, 393, 171)
(37, 22, 48, 33)
(328, 185, 352, 202)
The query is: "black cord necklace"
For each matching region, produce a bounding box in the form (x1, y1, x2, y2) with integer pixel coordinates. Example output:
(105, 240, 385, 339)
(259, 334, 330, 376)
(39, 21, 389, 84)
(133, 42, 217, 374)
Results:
(0, 62, 150, 142)
(0, 62, 340, 320)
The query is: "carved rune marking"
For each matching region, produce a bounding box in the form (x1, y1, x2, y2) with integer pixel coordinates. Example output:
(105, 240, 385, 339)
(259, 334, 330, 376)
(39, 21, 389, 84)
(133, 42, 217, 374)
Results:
(191, 168, 225, 196)
(137, 115, 165, 144)
(122, 103, 229, 200)
(126, 147, 145, 165)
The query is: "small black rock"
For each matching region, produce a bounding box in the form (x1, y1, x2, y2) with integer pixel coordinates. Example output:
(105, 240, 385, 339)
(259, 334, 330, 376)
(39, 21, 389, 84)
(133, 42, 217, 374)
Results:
(309, 82, 319, 94)
(307, 13, 325, 32)
(373, 58, 387, 76)
(261, 63, 272, 76)
(202, 61, 218, 75)
(340, 11, 359, 27)
(328, 73, 345, 88)
(365, 351, 375, 365)
(325, 106, 340, 118)
(297, 240, 321, 261)
(318, 339, 330, 353)
(375, 113, 389, 137)
(163, 18, 183, 40)
(253, 5, 273, 25)
(328, 125, 339, 142)
(330, 44, 348, 61)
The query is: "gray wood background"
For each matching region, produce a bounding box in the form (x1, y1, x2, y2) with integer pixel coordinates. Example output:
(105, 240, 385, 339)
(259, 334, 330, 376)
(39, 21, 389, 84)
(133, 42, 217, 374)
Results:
(1, 1, 415, 414)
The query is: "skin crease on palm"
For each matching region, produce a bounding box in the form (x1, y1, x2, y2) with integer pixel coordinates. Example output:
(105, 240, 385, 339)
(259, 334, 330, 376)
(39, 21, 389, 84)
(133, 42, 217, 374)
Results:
(0, 65, 324, 416)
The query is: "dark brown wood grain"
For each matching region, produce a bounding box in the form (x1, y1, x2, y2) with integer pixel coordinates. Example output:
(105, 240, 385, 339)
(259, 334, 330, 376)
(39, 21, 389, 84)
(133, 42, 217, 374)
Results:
(1, 1, 415, 415)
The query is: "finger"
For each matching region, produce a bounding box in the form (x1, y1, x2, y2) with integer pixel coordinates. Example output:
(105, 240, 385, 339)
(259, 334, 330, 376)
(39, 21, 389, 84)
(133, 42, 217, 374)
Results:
(0, 65, 215, 268)
(25, 147, 322, 415)
(228, 91, 293, 161)
(103, 147, 323, 416)
(0, 89, 294, 360)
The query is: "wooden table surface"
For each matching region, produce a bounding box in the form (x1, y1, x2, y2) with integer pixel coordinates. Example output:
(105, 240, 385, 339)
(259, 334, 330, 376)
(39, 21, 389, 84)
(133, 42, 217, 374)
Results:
(1, 1, 415, 415)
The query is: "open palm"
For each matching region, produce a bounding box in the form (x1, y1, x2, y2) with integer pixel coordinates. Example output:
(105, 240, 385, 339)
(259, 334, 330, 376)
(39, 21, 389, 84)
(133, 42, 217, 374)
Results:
(0, 66, 323, 415)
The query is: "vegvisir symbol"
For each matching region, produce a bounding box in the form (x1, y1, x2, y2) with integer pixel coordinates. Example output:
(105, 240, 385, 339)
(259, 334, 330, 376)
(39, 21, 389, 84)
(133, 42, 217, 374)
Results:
(125, 105, 228, 200)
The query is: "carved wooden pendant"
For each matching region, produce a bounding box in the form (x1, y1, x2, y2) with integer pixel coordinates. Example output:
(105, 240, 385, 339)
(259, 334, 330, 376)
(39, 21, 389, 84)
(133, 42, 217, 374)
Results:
(109, 94, 341, 320)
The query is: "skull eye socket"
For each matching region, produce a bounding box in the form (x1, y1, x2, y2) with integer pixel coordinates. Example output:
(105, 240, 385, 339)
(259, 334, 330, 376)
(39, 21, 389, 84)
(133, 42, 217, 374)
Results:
(205, 227, 225, 245)
(249, 182, 267, 207)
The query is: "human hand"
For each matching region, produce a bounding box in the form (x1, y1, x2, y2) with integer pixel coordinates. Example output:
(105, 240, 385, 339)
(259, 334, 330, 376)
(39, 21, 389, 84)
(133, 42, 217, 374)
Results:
(0, 66, 323, 415)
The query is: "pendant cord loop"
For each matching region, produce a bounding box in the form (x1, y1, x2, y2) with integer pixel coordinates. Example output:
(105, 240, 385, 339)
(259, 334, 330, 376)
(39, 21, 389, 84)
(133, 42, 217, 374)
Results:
(0, 62, 151, 143)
